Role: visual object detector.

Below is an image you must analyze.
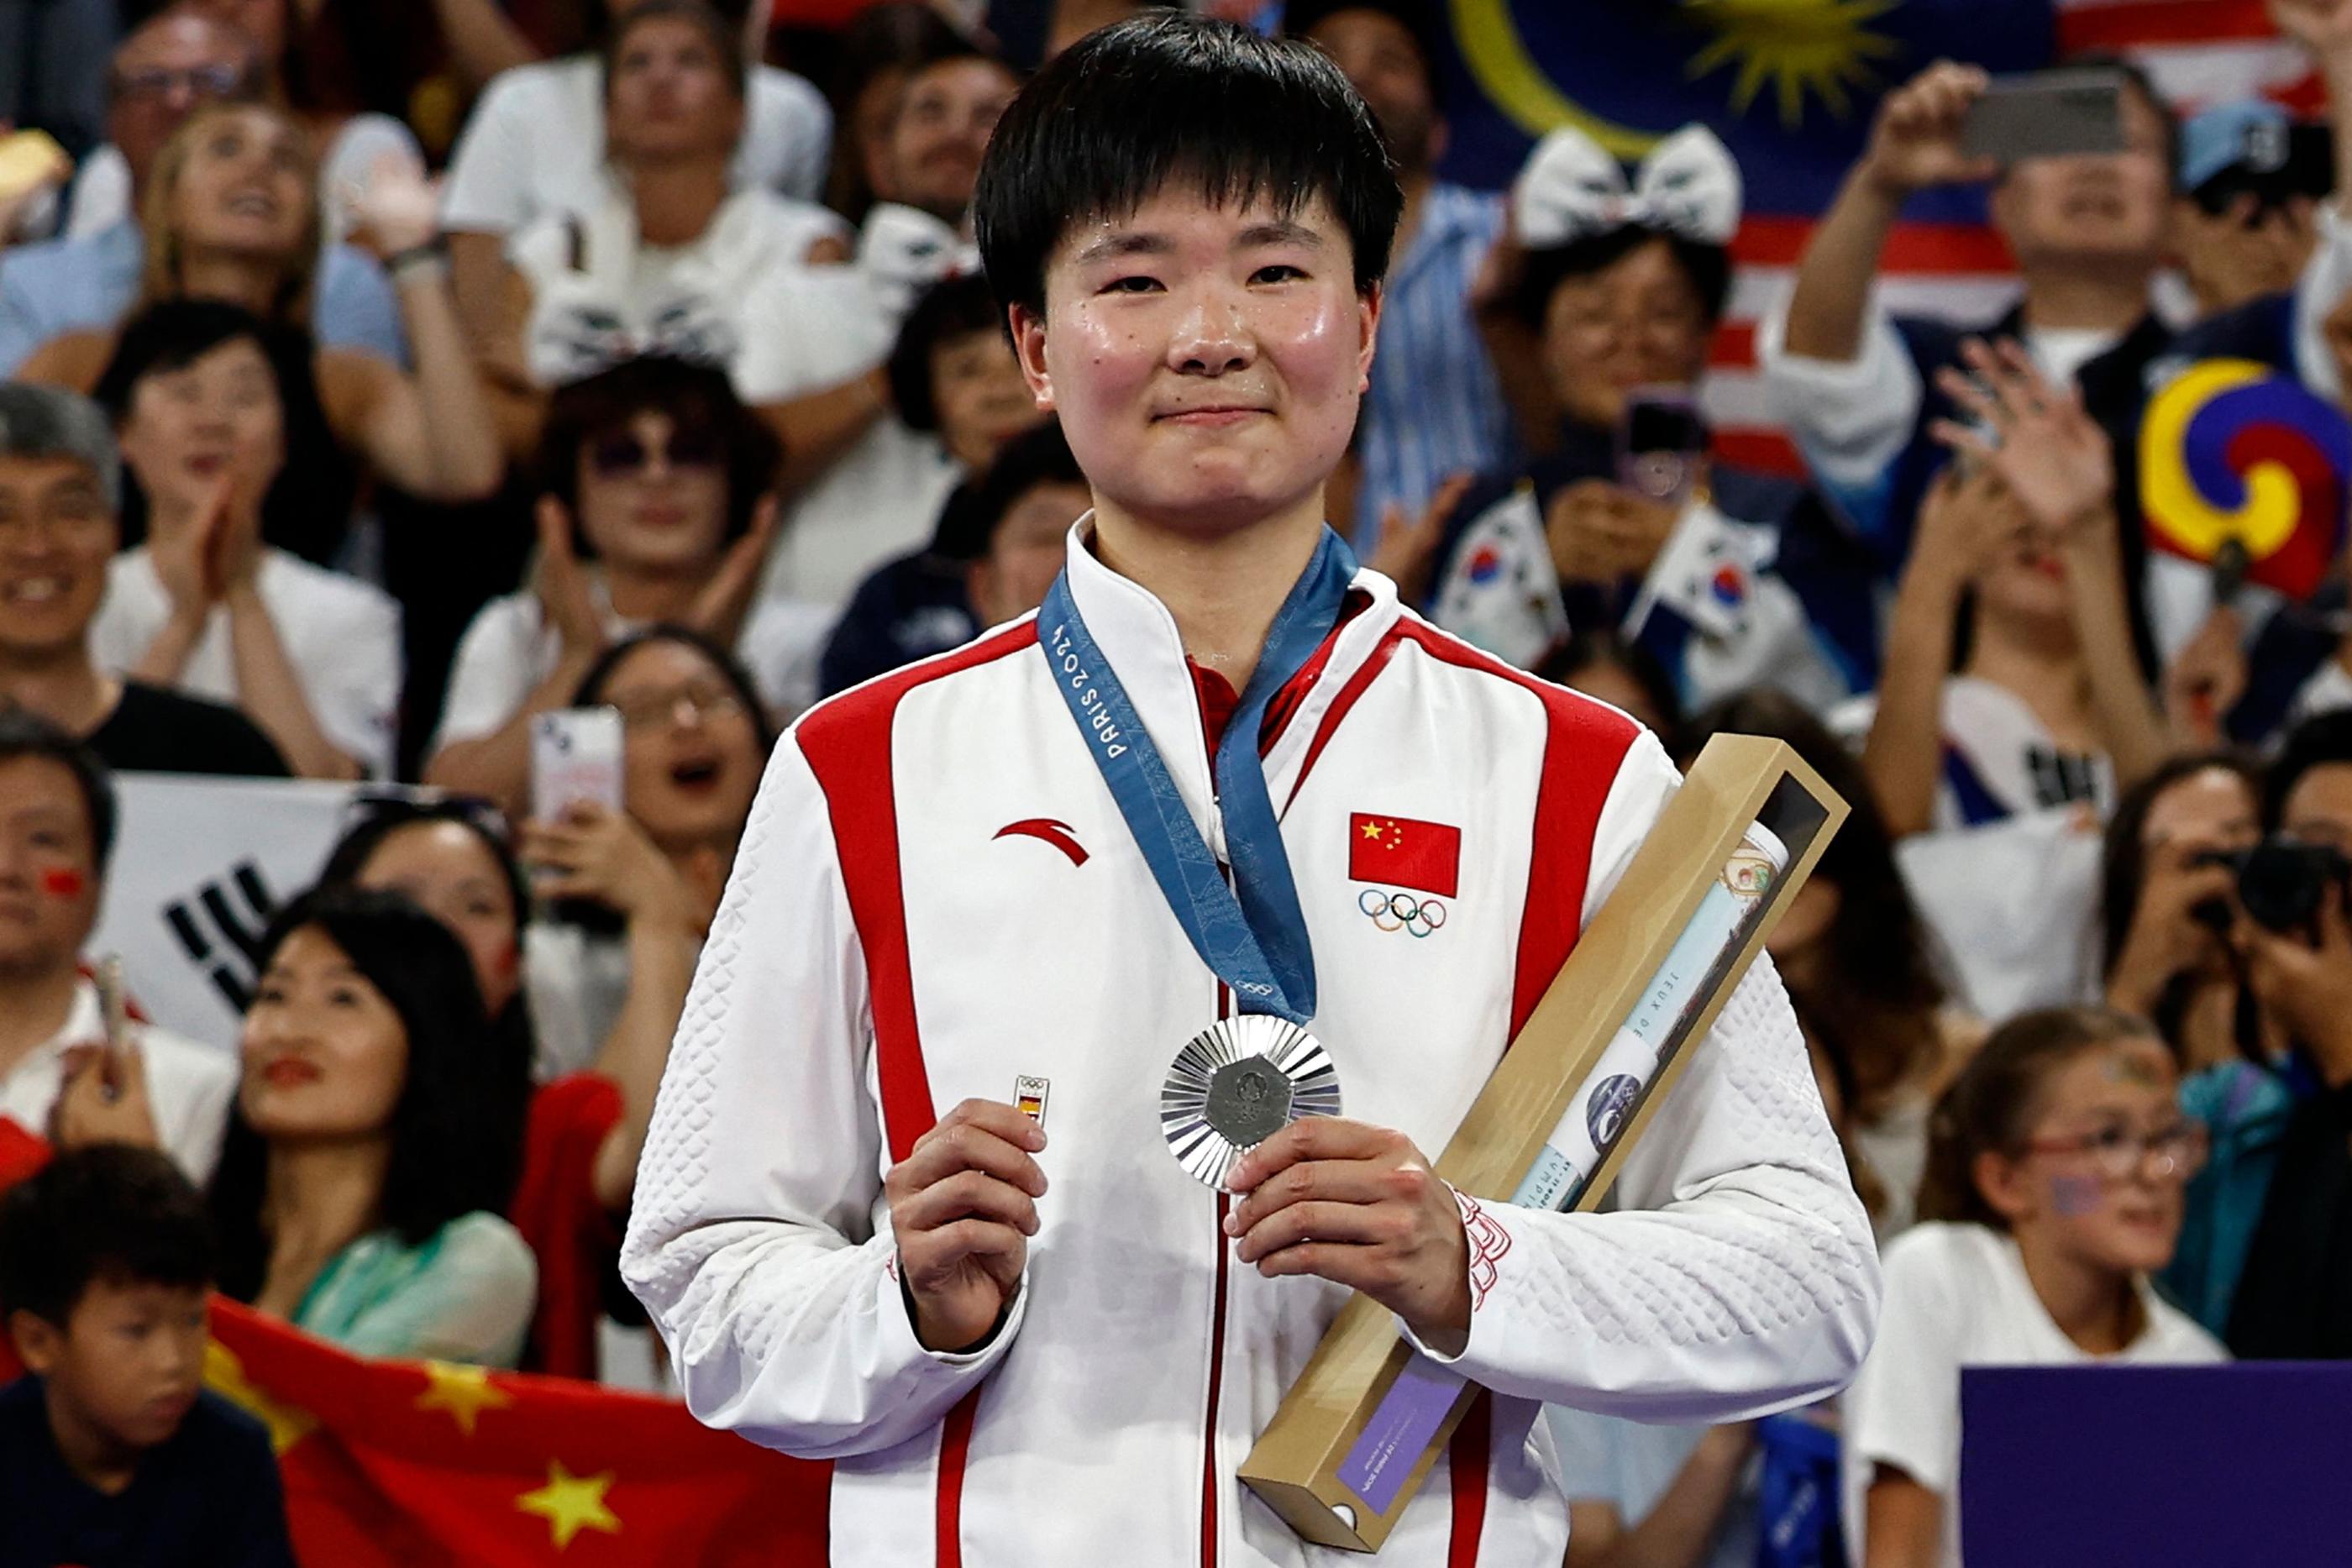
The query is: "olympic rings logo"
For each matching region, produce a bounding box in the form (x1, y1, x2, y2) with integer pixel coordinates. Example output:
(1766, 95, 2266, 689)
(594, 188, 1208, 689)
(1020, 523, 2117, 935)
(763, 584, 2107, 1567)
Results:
(1358, 888, 1447, 938)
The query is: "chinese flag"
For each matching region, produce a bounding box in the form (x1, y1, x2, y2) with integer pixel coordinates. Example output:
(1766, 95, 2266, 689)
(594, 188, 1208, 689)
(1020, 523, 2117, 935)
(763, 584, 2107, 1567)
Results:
(1349, 813, 1462, 898)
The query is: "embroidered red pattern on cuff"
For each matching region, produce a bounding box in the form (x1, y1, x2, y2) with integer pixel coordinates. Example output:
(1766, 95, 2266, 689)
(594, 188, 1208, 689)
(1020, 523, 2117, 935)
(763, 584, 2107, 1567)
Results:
(1454, 1188, 1511, 1311)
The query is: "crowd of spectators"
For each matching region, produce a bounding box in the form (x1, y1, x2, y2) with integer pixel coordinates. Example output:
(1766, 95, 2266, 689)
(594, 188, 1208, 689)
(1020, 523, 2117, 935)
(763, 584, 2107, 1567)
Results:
(4, 0, 2352, 1563)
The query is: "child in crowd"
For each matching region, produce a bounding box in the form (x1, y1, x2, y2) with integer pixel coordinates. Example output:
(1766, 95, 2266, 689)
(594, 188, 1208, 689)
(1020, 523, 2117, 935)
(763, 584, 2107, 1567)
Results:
(0, 1143, 295, 1567)
(1843, 1005, 2224, 1568)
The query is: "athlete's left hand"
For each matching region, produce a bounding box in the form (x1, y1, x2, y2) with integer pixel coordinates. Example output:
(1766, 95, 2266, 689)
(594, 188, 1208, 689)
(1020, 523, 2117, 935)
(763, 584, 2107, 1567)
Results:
(1225, 1118, 1471, 1345)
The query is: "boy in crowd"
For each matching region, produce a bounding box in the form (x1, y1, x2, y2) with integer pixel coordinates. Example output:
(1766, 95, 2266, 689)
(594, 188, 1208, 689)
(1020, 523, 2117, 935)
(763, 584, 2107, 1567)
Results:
(0, 1143, 295, 1567)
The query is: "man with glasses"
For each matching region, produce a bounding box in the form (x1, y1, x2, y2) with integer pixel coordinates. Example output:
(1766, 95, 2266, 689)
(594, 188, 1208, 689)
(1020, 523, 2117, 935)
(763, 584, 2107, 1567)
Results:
(0, 6, 405, 375)
(0, 385, 286, 777)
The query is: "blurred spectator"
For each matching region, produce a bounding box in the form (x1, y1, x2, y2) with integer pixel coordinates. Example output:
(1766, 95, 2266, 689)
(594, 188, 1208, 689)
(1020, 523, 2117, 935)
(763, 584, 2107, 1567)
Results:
(426, 356, 789, 816)
(1546, 1407, 1759, 1568)
(0, 1145, 295, 1567)
(0, 8, 407, 375)
(0, 0, 115, 163)
(1534, 629, 1682, 737)
(816, 2, 971, 225)
(206, 888, 535, 1364)
(2171, 100, 2330, 320)
(0, 713, 236, 1184)
(2094, 754, 2276, 1337)
(1686, 689, 1970, 1240)
(317, 796, 688, 1377)
(1430, 126, 1877, 715)
(0, 383, 288, 775)
(819, 417, 1084, 695)
(484, 0, 858, 448)
(1856, 351, 2166, 840)
(18, 101, 506, 524)
(849, 32, 1015, 315)
(1761, 56, 2176, 593)
(768, 270, 1039, 639)
(87, 301, 402, 779)
(522, 626, 769, 1107)
(72, 0, 431, 252)
(2221, 708, 2352, 1357)
(442, 0, 832, 341)
(1845, 1006, 2223, 1568)
(1285, 0, 1512, 547)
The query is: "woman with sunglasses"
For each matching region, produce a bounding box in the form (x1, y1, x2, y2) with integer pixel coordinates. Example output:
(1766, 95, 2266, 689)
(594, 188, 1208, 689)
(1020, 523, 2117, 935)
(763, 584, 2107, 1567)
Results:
(1842, 1005, 2223, 1568)
(424, 354, 792, 819)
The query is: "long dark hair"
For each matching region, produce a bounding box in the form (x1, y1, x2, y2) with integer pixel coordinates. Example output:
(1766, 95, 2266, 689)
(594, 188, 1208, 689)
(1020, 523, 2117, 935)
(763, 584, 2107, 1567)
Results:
(315, 798, 540, 1090)
(1681, 690, 1947, 1117)
(1919, 1004, 2155, 1230)
(2097, 752, 2260, 1055)
(208, 887, 528, 1303)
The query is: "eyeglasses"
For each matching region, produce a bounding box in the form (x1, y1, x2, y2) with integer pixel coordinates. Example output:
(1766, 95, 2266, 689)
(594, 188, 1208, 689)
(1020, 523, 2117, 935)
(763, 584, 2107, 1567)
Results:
(606, 682, 746, 730)
(2023, 1120, 2210, 1183)
(113, 62, 249, 104)
(588, 429, 724, 476)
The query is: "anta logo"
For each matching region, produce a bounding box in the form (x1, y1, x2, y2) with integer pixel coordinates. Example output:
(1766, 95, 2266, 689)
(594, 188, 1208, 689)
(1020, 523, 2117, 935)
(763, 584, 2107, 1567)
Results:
(994, 818, 1088, 867)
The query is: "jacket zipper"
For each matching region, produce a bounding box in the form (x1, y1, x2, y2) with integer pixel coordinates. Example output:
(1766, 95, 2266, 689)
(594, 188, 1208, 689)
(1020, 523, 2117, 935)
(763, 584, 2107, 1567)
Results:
(1203, 976, 1233, 1568)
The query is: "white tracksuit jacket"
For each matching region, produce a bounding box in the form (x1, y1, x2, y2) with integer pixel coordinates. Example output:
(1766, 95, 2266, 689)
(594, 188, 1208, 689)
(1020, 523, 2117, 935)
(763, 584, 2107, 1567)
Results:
(623, 527, 1882, 1565)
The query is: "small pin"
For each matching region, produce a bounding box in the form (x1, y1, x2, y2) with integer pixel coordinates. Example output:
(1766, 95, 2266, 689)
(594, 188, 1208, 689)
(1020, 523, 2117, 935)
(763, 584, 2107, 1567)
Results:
(1014, 1075, 1050, 1129)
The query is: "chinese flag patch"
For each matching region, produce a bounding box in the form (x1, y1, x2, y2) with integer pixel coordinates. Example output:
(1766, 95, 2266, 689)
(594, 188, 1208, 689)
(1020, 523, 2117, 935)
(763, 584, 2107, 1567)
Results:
(1349, 813, 1462, 898)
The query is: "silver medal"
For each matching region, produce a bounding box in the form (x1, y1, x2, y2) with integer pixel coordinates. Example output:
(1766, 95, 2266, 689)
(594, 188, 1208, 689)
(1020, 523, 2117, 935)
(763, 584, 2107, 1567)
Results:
(1160, 1015, 1341, 1188)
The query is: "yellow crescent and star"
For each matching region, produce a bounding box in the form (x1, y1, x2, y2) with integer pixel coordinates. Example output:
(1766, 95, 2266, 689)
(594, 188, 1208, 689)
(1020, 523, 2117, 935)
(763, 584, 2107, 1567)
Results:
(1450, 0, 1898, 154)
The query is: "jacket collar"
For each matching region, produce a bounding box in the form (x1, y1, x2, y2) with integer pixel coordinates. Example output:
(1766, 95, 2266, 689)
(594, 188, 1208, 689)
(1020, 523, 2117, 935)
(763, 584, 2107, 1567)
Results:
(1057, 516, 1402, 837)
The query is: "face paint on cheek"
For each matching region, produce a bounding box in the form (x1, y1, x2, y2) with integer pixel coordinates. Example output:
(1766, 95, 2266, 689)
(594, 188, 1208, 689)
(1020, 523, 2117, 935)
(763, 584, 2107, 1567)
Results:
(2050, 1173, 2107, 1217)
(39, 869, 86, 899)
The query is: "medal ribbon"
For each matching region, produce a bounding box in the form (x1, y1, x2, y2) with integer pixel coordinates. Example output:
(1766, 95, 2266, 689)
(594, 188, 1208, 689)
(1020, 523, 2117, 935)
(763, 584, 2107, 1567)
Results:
(1039, 527, 1357, 1025)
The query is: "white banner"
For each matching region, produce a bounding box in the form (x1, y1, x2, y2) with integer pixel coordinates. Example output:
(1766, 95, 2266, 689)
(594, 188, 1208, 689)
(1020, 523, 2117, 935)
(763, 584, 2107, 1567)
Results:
(91, 774, 433, 1051)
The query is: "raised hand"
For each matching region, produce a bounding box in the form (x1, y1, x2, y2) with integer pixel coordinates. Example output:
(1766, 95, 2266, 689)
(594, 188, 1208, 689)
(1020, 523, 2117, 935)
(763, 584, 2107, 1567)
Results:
(1932, 338, 2116, 534)
(533, 497, 608, 663)
(685, 495, 780, 652)
(342, 149, 441, 260)
(1368, 472, 1474, 606)
(49, 1041, 161, 1152)
(885, 1099, 1047, 1352)
(519, 800, 688, 924)
(1861, 60, 1999, 196)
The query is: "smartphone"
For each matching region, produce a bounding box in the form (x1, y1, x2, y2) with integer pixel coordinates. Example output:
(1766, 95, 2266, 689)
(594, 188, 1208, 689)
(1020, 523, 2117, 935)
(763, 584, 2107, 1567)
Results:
(1615, 390, 1709, 509)
(530, 707, 625, 822)
(1961, 68, 2127, 164)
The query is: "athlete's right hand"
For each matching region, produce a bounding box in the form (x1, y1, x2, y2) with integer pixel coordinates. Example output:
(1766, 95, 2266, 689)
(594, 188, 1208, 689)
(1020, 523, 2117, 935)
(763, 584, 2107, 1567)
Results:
(885, 1099, 1047, 1352)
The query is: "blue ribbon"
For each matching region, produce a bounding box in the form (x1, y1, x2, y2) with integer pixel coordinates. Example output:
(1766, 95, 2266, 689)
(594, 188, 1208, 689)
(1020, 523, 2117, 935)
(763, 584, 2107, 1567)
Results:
(1038, 527, 1358, 1025)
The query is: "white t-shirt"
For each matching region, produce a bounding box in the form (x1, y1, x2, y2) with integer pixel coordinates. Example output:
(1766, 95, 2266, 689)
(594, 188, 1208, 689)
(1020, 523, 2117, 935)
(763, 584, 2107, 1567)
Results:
(1833, 675, 2113, 832)
(441, 55, 831, 238)
(1841, 1221, 2227, 1568)
(431, 579, 833, 755)
(507, 181, 855, 402)
(0, 978, 237, 1186)
(759, 416, 960, 629)
(87, 547, 404, 779)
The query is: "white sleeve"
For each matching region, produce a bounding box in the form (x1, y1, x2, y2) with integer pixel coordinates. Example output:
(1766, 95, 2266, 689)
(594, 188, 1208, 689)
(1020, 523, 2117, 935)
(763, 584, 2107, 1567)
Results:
(439, 71, 538, 235)
(621, 733, 1023, 1458)
(430, 598, 541, 754)
(1756, 297, 1923, 496)
(1399, 732, 1882, 1423)
(304, 583, 403, 779)
(761, 68, 834, 204)
(1839, 1230, 1964, 1493)
(2294, 206, 2352, 403)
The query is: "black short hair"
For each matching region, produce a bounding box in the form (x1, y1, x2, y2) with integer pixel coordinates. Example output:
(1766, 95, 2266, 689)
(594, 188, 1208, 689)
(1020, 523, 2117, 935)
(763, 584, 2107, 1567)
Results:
(207, 888, 529, 1303)
(0, 711, 118, 873)
(2265, 709, 2352, 827)
(1282, 0, 1445, 106)
(934, 419, 1084, 561)
(887, 272, 1004, 433)
(534, 354, 781, 548)
(1517, 224, 1734, 328)
(1534, 629, 1683, 734)
(0, 1145, 214, 1326)
(574, 623, 778, 755)
(91, 298, 355, 563)
(601, 0, 748, 102)
(974, 12, 1400, 318)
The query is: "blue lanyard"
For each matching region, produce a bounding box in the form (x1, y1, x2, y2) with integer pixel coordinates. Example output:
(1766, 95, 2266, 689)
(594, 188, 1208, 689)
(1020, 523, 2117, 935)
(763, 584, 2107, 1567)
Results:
(1038, 527, 1358, 1025)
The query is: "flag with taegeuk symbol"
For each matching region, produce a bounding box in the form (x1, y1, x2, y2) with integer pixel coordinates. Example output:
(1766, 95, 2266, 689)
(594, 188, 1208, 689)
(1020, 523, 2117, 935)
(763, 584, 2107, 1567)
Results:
(0, 1121, 830, 1566)
(1349, 813, 1462, 899)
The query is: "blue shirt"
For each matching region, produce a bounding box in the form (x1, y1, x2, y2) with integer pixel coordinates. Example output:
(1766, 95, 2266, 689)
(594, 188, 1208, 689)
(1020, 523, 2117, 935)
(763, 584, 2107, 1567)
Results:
(0, 220, 408, 377)
(1352, 182, 1514, 546)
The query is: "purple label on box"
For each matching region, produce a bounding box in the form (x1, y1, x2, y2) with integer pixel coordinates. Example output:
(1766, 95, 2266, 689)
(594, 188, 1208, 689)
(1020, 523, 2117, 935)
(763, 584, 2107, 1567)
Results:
(1335, 1353, 1469, 1516)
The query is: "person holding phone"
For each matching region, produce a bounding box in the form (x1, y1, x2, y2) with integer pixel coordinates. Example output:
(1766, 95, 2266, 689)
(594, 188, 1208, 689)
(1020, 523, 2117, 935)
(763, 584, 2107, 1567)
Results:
(1425, 123, 1877, 717)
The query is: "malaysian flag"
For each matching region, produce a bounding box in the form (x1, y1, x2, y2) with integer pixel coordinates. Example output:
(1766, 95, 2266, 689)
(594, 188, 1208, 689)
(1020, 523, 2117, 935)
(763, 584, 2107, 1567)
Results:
(1435, 0, 2323, 475)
